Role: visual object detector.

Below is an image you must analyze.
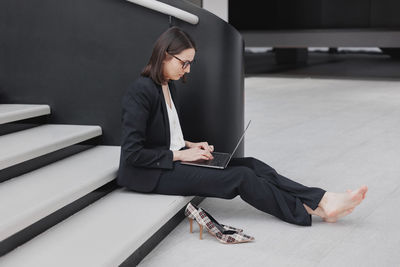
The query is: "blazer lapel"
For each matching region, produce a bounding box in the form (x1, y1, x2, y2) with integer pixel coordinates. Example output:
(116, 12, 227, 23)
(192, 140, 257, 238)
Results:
(156, 83, 171, 148)
(168, 81, 184, 128)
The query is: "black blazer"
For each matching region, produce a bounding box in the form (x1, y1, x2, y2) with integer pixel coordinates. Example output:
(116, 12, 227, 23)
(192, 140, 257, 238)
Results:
(117, 76, 180, 192)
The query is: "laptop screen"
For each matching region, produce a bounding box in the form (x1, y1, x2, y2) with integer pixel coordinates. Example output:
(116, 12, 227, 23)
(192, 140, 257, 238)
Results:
(228, 120, 251, 161)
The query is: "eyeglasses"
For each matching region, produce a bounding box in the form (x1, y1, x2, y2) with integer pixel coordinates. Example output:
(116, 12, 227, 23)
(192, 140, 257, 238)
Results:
(170, 54, 194, 69)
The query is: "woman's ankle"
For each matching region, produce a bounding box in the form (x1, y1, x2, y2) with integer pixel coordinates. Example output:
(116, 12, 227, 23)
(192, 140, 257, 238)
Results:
(303, 204, 325, 217)
(317, 192, 329, 211)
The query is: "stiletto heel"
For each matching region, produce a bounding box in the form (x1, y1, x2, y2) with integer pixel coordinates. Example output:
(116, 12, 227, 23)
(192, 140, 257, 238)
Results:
(188, 217, 193, 233)
(198, 223, 203, 240)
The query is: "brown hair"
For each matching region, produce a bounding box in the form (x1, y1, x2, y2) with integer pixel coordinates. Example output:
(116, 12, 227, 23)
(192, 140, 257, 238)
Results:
(141, 26, 196, 85)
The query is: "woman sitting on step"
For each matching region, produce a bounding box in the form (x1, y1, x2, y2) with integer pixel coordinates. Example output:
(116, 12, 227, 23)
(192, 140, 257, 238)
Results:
(117, 26, 368, 234)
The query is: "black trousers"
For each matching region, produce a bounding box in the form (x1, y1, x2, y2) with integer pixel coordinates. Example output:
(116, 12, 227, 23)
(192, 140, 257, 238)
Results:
(153, 157, 326, 226)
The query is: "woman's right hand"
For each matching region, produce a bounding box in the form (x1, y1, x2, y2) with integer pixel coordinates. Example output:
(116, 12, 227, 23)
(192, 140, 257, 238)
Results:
(173, 147, 214, 162)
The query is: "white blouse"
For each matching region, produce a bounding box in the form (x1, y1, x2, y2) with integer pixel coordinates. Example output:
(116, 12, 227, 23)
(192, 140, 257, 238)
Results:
(164, 87, 185, 151)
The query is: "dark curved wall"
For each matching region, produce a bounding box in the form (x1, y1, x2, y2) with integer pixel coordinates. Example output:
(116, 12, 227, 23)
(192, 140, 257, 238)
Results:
(0, 0, 244, 155)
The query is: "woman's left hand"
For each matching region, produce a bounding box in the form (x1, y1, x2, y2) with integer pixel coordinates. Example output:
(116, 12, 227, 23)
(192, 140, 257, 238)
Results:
(186, 141, 214, 153)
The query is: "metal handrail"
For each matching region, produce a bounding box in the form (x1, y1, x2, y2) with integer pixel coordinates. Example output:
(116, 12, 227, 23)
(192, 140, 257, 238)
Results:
(125, 0, 199, 25)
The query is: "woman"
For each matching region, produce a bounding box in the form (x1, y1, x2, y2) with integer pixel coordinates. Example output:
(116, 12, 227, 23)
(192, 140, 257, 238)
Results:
(118, 26, 367, 228)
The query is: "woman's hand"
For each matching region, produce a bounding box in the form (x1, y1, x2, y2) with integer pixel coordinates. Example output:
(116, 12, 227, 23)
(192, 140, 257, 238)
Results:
(173, 147, 214, 162)
(185, 141, 214, 153)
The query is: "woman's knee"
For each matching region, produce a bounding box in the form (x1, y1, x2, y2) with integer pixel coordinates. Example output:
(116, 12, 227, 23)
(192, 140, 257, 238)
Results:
(219, 166, 254, 188)
(232, 166, 263, 188)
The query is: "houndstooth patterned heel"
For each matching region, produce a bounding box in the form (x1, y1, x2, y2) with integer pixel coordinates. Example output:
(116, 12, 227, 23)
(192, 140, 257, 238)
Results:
(197, 208, 255, 244)
(184, 202, 244, 234)
(184, 202, 254, 244)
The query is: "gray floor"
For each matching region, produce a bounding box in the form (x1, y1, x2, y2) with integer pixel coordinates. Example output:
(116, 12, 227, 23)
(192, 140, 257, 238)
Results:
(139, 77, 400, 267)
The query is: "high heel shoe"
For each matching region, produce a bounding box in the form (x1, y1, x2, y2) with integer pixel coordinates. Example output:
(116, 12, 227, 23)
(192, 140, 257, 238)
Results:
(197, 207, 255, 244)
(184, 203, 254, 244)
(184, 202, 244, 234)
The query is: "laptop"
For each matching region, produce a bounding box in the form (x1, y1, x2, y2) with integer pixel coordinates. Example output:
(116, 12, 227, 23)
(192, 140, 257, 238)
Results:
(180, 120, 251, 169)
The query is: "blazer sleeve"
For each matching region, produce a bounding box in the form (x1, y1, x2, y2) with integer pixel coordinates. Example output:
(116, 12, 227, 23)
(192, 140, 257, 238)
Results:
(121, 83, 173, 169)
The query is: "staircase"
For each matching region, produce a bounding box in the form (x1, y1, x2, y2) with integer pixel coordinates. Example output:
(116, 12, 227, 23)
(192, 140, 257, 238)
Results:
(0, 104, 202, 266)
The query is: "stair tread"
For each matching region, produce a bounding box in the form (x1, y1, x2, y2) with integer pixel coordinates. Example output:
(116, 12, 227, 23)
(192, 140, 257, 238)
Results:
(0, 188, 193, 266)
(0, 124, 102, 170)
(0, 104, 50, 124)
(0, 146, 120, 241)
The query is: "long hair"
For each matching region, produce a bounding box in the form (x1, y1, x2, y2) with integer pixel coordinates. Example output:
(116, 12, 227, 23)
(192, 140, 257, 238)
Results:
(141, 27, 196, 84)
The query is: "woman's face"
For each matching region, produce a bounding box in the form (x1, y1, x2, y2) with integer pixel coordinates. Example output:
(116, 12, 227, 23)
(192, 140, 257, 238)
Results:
(163, 48, 195, 83)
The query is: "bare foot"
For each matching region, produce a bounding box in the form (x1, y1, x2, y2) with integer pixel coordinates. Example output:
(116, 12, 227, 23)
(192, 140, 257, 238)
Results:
(319, 186, 368, 219)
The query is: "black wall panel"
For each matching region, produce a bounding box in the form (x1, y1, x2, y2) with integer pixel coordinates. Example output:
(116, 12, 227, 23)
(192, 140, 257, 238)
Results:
(0, 0, 244, 156)
(229, 0, 400, 30)
(371, 0, 400, 27)
(321, 0, 370, 28)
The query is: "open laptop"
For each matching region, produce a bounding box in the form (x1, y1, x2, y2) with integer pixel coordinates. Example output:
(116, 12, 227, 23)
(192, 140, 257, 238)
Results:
(180, 120, 251, 169)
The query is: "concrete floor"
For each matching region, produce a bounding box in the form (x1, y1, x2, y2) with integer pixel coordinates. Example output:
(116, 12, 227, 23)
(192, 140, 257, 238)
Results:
(139, 77, 400, 267)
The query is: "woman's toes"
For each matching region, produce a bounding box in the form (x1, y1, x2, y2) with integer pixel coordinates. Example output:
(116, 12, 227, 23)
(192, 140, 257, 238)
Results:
(350, 187, 366, 204)
(361, 185, 368, 199)
(347, 186, 368, 201)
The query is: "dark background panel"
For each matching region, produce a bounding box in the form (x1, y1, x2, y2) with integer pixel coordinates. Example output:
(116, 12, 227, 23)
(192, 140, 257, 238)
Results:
(291, 0, 322, 30)
(321, 0, 370, 28)
(371, 0, 400, 27)
(228, 1, 277, 31)
(275, 0, 322, 30)
(229, 0, 400, 30)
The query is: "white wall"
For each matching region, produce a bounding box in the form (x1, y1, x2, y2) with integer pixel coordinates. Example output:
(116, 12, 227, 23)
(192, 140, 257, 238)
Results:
(202, 0, 229, 22)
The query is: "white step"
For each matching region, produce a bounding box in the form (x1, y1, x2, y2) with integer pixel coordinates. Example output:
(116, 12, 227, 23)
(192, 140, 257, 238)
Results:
(0, 146, 120, 242)
(0, 124, 102, 170)
(0, 189, 193, 267)
(0, 104, 50, 124)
